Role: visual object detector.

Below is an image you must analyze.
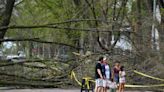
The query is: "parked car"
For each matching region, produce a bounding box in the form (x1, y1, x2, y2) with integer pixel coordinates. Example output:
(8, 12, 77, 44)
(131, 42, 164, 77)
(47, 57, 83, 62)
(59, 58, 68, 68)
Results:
(6, 51, 26, 62)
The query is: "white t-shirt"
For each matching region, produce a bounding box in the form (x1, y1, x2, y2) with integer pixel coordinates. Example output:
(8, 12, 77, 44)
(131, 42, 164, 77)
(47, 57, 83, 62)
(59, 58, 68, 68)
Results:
(119, 71, 126, 83)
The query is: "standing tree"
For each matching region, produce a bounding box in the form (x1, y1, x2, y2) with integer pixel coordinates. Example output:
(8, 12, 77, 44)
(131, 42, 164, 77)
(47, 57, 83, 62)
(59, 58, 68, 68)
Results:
(0, 0, 15, 43)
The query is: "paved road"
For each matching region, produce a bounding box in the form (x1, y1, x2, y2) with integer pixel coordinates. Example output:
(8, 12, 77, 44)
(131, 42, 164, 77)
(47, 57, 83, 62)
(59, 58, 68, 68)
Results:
(0, 88, 154, 92)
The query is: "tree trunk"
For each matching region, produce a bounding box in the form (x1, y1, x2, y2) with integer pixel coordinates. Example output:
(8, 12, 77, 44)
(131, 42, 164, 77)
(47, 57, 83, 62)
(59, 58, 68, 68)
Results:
(158, 3, 164, 60)
(48, 44, 51, 58)
(132, 0, 143, 52)
(79, 32, 84, 55)
(0, 0, 15, 44)
(136, 0, 143, 49)
(42, 43, 45, 59)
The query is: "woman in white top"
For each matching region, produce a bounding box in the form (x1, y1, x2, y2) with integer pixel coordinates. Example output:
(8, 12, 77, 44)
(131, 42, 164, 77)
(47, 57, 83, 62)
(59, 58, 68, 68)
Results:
(103, 58, 111, 92)
(119, 66, 126, 92)
(105, 62, 110, 80)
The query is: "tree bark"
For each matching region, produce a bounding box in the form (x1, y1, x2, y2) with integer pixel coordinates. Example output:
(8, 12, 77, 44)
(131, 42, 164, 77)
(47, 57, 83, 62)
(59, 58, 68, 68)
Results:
(132, 0, 143, 52)
(158, 2, 164, 60)
(0, 0, 15, 44)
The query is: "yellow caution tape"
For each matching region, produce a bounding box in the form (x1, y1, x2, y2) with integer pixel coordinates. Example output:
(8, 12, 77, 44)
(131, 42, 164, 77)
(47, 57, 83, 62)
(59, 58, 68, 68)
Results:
(71, 71, 82, 86)
(125, 84, 164, 88)
(71, 70, 95, 89)
(71, 70, 164, 88)
(134, 70, 164, 82)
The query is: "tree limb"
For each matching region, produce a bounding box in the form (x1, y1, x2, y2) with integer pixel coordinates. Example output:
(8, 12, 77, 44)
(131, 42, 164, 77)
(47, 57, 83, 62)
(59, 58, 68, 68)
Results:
(0, 38, 83, 50)
(0, 25, 133, 33)
(0, 0, 15, 44)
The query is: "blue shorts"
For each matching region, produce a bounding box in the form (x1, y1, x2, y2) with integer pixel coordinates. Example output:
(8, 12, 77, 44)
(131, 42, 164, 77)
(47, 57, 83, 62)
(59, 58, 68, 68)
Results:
(114, 75, 119, 84)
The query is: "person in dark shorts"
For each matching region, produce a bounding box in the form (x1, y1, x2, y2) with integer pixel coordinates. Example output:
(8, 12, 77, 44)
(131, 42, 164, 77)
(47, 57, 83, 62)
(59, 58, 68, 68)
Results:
(95, 57, 104, 92)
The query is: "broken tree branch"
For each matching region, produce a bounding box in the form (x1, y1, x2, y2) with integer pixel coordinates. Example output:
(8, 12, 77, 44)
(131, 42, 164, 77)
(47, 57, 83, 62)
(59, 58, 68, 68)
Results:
(0, 38, 83, 50)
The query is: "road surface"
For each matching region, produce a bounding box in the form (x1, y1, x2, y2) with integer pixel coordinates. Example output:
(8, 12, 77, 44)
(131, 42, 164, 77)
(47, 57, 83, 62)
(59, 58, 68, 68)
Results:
(0, 88, 154, 92)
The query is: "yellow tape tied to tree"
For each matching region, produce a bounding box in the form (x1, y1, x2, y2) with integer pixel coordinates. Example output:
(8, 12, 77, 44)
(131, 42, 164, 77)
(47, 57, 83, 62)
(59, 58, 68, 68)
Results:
(133, 70, 164, 82)
(70, 70, 164, 88)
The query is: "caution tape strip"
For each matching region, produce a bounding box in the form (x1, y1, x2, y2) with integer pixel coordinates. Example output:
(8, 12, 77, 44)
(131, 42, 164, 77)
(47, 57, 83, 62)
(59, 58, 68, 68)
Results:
(71, 70, 164, 88)
(134, 70, 164, 82)
(125, 84, 164, 88)
(70, 71, 82, 86)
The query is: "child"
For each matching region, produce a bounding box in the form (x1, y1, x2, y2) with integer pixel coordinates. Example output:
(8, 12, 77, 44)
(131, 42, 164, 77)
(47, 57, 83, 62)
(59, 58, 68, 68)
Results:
(119, 66, 126, 92)
(109, 79, 117, 92)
